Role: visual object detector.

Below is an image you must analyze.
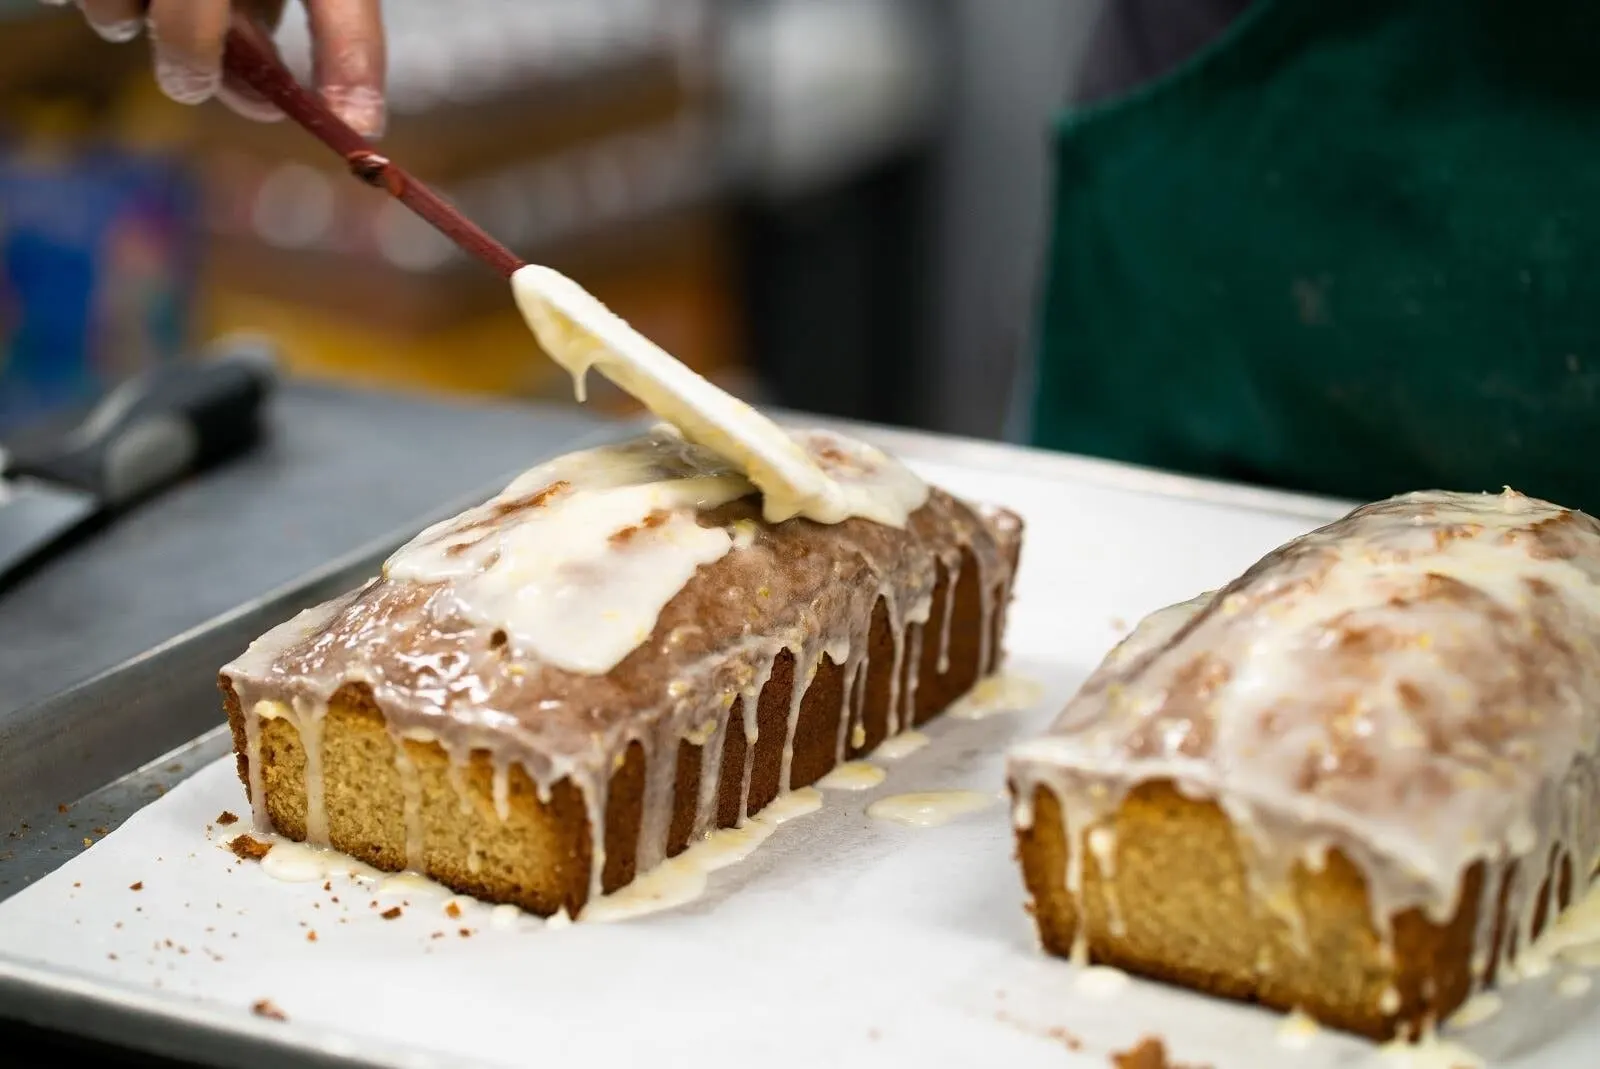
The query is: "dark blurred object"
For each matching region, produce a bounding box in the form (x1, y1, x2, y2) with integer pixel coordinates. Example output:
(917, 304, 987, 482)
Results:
(0, 335, 277, 589)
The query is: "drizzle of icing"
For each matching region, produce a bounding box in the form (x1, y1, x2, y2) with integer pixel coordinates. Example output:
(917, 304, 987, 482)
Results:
(866, 790, 996, 828)
(1009, 489, 1600, 980)
(1504, 873, 1600, 980)
(1376, 1033, 1484, 1069)
(948, 673, 1044, 720)
(816, 762, 886, 791)
(582, 788, 822, 923)
(1072, 965, 1130, 998)
(1557, 972, 1593, 998)
(510, 264, 928, 527)
(488, 903, 524, 929)
(1445, 992, 1501, 1028)
(377, 872, 447, 898)
(258, 841, 335, 883)
(1275, 1009, 1320, 1048)
(874, 730, 929, 761)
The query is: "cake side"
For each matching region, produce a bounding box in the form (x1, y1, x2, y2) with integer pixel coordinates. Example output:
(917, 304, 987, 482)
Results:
(1011, 779, 1581, 1040)
(220, 427, 1023, 915)
(221, 541, 1008, 917)
(1007, 488, 1600, 1040)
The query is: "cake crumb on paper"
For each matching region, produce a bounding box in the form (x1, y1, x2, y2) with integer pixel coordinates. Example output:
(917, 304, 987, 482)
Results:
(1110, 1036, 1207, 1069)
(129, 882, 143, 891)
(307, 931, 318, 942)
(381, 906, 403, 920)
(445, 901, 462, 919)
(216, 811, 239, 826)
(1048, 1026, 1083, 1051)
(251, 999, 287, 1021)
(229, 835, 272, 861)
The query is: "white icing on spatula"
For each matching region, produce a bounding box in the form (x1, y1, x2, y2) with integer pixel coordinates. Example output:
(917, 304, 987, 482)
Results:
(511, 264, 926, 528)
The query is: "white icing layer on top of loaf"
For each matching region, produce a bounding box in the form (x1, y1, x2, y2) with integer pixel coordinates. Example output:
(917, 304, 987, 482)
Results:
(384, 425, 928, 675)
(1010, 488, 1600, 953)
(385, 427, 750, 674)
(510, 264, 928, 527)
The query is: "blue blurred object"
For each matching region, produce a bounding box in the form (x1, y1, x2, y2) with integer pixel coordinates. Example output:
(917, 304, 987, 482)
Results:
(0, 130, 201, 433)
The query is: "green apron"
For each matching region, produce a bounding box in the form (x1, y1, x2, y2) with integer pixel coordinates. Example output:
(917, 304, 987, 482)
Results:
(1029, 0, 1600, 512)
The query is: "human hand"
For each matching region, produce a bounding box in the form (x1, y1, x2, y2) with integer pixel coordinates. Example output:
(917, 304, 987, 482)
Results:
(49, 0, 387, 137)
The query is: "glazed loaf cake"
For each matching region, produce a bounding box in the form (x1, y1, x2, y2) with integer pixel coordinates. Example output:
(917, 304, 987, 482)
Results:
(1009, 488, 1600, 1040)
(222, 426, 1022, 917)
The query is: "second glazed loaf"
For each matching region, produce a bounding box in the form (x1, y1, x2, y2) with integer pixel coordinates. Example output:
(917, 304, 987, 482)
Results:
(1010, 488, 1600, 1039)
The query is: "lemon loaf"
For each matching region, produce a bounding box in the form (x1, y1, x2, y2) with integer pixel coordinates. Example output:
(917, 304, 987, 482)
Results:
(1009, 489, 1600, 1040)
(222, 425, 1023, 917)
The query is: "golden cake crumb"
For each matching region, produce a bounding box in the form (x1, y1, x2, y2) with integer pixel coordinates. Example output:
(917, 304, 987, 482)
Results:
(381, 906, 403, 920)
(228, 835, 272, 861)
(216, 811, 239, 826)
(1110, 1037, 1207, 1069)
(128, 882, 143, 891)
(251, 999, 287, 1021)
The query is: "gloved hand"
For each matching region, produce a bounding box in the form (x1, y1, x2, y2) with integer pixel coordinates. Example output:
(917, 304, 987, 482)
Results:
(48, 0, 387, 137)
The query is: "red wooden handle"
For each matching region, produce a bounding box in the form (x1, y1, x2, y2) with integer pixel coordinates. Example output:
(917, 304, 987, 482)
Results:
(221, 19, 526, 279)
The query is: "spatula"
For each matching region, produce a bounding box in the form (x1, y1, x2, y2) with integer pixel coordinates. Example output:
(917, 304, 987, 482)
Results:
(221, 19, 845, 524)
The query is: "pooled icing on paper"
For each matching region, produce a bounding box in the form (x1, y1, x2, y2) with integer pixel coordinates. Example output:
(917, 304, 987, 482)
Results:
(1010, 488, 1600, 978)
(510, 264, 928, 527)
(223, 429, 1021, 912)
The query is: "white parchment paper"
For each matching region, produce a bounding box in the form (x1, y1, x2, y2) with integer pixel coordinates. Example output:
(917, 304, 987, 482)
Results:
(1, 457, 1595, 1068)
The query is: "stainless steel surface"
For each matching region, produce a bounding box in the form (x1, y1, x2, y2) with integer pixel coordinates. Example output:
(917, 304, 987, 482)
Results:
(0, 419, 1357, 1068)
(0, 476, 97, 581)
(0, 478, 479, 837)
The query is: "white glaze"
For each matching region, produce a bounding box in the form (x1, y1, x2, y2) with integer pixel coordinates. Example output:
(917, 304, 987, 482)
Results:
(816, 762, 887, 791)
(1446, 993, 1501, 1028)
(874, 731, 930, 761)
(1376, 1033, 1484, 1069)
(583, 788, 821, 923)
(510, 264, 928, 527)
(866, 790, 996, 828)
(386, 428, 752, 675)
(1071, 965, 1130, 998)
(1557, 972, 1592, 998)
(1275, 1009, 1320, 1049)
(948, 673, 1044, 720)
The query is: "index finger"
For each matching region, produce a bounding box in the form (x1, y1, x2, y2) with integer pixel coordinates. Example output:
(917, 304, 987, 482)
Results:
(303, 0, 386, 138)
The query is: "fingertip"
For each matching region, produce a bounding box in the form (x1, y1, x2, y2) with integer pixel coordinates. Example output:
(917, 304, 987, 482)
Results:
(76, 0, 145, 42)
(323, 85, 386, 139)
(155, 57, 220, 105)
(217, 82, 285, 124)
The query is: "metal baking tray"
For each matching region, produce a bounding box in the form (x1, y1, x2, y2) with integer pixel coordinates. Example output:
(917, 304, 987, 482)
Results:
(0, 417, 1355, 1066)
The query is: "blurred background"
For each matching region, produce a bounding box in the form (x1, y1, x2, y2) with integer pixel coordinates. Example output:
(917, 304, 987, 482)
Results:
(0, 0, 1101, 441)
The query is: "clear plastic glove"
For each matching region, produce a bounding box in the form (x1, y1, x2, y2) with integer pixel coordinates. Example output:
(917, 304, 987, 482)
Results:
(47, 0, 388, 137)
